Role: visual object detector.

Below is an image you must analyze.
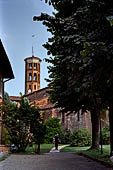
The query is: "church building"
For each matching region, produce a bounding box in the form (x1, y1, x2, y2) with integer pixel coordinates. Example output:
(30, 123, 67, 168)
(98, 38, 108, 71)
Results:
(10, 53, 92, 132)
(22, 54, 92, 132)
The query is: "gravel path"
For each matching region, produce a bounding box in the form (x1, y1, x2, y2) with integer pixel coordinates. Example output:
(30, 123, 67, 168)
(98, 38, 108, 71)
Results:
(0, 152, 113, 170)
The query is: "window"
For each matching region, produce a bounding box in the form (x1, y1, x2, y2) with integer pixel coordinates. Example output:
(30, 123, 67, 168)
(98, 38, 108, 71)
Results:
(34, 63, 37, 69)
(34, 73, 37, 81)
(29, 85, 31, 89)
(29, 63, 32, 69)
(34, 85, 36, 90)
(29, 73, 32, 81)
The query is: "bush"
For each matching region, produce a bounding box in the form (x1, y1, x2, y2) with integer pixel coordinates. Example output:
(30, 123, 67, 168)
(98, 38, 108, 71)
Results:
(2, 126, 11, 145)
(44, 118, 62, 143)
(60, 129, 71, 144)
(70, 128, 91, 147)
(102, 125, 110, 144)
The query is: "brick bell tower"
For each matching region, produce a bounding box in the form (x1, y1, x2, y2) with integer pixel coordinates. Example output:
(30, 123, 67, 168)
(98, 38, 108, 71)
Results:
(24, 54, 42, 94)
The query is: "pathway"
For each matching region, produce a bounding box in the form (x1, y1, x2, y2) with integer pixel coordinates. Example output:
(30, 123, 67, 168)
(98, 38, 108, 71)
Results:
(0, 152, 113, 170)
(50, 145, 69, 152)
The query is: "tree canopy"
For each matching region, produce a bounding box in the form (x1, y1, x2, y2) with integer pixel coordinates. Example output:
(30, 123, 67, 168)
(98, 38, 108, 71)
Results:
(36, 0, 113, 153)
(2, 96, 45, 153)
(35, 0, 113, 112)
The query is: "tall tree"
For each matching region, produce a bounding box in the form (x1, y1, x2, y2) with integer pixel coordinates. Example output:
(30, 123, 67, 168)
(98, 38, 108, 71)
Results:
(36, 0, 113, 152)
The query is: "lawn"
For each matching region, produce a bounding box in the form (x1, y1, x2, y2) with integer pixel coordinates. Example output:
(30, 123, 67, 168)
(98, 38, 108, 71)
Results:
(26, 144, 55, 153)
(61, 145, 110, 153)
(61, 146, 90, 152)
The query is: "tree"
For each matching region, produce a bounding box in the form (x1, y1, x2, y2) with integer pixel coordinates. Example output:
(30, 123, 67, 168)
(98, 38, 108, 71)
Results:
(4, 92, 10, 104)
(2, 96, 45, 153)
(44, 117, 62, 143)
(30, 107, 46, 153)
(36, 0, 113, 153)
(2, 97, 31, 152)
(34, 0, 100, 150)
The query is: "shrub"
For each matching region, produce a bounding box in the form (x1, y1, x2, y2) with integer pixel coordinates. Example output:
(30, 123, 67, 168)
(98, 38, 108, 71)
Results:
(70, 128, 91, 147)
(60, 129, 71, 144)
(44, 118, 62, 143)
(102, 125, 110, 144)
(2, 126, 11, 145)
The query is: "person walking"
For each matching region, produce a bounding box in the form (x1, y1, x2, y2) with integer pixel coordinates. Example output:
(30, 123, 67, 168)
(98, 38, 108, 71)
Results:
(54, 134, 59, 150)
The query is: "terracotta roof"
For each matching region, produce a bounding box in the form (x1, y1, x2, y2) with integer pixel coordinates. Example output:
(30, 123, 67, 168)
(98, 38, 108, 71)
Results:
(24, 56, 42, 62)
(0, 39, 14, 79)
(10, 96, 21, 102)
(24, 87, 49, 97)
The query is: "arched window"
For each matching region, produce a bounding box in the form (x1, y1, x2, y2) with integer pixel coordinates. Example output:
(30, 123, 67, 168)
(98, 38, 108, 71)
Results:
(34, 73, 37, 81)
(29, 85, 31, 90)
(29, 63, 32, 69)
(34, 63, 37, 69)
(29, 73, 32, 81)
(34, 85, 37, 90)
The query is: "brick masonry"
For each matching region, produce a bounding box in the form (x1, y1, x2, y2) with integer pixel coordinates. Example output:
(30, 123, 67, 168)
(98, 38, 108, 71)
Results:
(25, 87, 92, 132)
(0, 145, 10, 152)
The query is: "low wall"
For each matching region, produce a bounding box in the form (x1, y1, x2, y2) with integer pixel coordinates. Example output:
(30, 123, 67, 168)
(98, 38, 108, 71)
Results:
(0, 145, 10, 152)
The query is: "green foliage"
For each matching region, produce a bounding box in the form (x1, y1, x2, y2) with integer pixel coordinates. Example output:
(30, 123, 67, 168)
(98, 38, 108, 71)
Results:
(60, 129, 71, 144)
(44, 117, 62, 143)
(30, 108, 46, 153)
(2, 99, 31, 152)
(102, 125, 110, 145)
(2, 96, 44, 153)
(70, 128, 91, 147)
(2, 126, 10, 145)
(4, 92, 10, 104)
(36, 0, 113, 151)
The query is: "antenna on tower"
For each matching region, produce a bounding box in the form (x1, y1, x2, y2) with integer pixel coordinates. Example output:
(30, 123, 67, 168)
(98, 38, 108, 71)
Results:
(32, 45, 34, 57)
(32, 34, 35, 57)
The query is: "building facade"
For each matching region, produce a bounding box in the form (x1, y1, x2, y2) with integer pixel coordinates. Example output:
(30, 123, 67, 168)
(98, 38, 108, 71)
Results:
(25, 87, 92, 132)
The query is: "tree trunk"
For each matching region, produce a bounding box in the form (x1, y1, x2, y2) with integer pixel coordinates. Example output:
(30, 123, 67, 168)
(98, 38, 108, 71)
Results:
(36, 143, 40, 154)
(109, 103, 113, 156)
(90, 108, 100, 149)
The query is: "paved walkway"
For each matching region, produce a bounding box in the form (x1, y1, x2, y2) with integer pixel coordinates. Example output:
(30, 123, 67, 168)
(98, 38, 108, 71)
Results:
(0, 151, 113, 170)
(50, 145, 69, 152)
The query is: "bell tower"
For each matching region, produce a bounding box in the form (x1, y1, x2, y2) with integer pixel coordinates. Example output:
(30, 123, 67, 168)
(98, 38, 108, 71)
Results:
(24, 56, 41, 94)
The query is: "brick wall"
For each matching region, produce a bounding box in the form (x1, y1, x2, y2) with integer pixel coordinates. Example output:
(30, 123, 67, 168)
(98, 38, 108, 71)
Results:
(25, 88, 92, 132)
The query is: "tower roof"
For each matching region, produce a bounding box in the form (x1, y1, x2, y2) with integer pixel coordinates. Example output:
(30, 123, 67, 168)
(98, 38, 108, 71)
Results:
(24, 56, 42, 62)
(0, 39, 14, 79)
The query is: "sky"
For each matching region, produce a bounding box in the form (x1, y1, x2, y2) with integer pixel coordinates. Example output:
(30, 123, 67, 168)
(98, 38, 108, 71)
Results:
(0, 0, 54, 96)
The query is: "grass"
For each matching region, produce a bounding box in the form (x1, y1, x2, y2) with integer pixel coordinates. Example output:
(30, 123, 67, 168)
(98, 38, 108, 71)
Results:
(0, 153, 9, 161)
(61, 146, 90, 152)
(62, 145, 110, 152)
(15, 144, 55, 154)
(61, 145, 113, 167)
